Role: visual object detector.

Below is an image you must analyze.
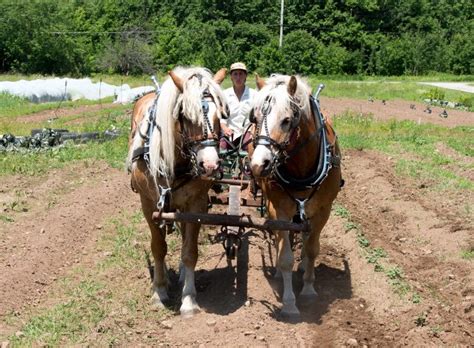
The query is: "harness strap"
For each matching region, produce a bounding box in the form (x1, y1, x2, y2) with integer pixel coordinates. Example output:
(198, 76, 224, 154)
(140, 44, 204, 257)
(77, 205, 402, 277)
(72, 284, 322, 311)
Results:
(273, 95, 340, 190)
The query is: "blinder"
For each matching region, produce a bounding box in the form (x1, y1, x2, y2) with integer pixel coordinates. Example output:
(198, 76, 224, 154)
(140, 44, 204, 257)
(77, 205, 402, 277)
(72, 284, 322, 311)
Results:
(249, 108, 256, 124)
(252, 94, 302, 153)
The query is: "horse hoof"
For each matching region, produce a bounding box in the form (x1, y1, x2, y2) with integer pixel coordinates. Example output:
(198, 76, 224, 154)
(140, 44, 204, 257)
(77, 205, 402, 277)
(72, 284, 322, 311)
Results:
(180, 306, 201, 318)
(180, 295, 200, 318)
(151, 292, 169, 308)
(280, 304, 301, 321)
(300, 285, 318, 298)
(151, 296, 166, 308)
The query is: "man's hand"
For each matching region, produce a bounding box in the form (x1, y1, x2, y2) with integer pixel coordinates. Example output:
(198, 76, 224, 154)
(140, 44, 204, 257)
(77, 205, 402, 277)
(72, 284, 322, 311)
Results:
(221, 123, 234, 137)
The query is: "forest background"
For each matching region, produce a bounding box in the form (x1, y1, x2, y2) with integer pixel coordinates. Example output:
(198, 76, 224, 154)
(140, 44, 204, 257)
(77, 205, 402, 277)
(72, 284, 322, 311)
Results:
(0, 0, 473, 77)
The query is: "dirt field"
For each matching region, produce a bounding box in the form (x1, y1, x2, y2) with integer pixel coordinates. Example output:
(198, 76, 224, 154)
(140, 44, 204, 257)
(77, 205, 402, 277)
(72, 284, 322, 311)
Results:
(0, 98, 472, 347)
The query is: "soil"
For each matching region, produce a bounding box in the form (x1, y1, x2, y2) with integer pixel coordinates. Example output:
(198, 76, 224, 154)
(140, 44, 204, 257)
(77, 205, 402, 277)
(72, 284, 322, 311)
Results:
(0, 98, 472, 347)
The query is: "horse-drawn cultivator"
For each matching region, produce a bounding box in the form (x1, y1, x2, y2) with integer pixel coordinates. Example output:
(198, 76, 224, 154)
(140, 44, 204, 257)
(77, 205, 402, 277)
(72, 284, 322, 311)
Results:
(152, 144, 310, 261)
(128, 67, 342, 317)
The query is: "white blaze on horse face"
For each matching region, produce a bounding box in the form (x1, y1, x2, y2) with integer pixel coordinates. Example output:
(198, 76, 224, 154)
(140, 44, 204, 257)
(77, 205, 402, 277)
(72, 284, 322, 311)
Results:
(250, 108, 279, 177)
(196, 102, 220, 176)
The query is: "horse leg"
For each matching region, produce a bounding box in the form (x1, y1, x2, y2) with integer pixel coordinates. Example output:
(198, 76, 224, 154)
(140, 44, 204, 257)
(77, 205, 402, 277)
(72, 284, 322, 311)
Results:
(141, 197, 169, 307)
(179, 221, 201, 317)
(274, 241, 282, 278)
(178, 222, 186, 284)
(276, 230, 300, 317)
(297, 232, 309, 273)
(300, 207, 331, 297)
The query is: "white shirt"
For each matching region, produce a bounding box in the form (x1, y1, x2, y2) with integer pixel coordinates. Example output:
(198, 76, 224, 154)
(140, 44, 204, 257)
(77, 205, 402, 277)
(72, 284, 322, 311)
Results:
(223, 86, 256, 138)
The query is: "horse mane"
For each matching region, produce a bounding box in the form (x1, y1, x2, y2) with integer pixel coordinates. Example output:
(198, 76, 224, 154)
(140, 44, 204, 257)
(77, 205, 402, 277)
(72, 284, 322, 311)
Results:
(132, 89, 155, 103)
(148, 67, 227, 183)
(253, 74, 312, 121)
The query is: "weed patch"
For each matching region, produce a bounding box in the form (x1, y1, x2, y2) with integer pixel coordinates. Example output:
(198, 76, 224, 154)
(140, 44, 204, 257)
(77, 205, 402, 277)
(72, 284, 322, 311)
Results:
(336, 203, 421, 302)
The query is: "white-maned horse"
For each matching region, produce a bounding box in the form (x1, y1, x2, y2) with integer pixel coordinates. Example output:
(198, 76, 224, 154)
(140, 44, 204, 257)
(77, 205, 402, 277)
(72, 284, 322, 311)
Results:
(128, 67, 227, 317)
(249, 74, 342, 318)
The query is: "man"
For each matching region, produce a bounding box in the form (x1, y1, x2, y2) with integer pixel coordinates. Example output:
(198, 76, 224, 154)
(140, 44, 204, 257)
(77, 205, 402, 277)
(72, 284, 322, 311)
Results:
(221, 62, 256, 150)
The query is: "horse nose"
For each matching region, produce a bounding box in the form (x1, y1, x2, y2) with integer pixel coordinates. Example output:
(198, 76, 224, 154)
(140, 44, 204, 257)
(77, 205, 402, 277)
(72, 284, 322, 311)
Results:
(251, 158, 272, 178)
(200, 160, 220, 176)
(263, 159, 271, 172)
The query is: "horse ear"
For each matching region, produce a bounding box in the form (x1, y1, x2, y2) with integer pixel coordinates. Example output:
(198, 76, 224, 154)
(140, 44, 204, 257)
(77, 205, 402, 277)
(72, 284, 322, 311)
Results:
(168, 70, 184, 93)
(288, 76, 297, 96)
(255, 73, 266, 90)
(213, 68, 227, 84)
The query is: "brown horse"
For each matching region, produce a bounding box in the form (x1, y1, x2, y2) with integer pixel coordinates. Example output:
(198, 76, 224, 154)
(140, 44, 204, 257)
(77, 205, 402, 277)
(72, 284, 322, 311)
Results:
(249, 74, 342, 318)
(127, 67, 227, 317)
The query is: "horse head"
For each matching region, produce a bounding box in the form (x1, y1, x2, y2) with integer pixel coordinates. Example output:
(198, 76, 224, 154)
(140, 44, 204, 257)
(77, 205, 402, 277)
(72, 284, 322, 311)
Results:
(149, 67, 227, 179)
(250, 74, 311, 178)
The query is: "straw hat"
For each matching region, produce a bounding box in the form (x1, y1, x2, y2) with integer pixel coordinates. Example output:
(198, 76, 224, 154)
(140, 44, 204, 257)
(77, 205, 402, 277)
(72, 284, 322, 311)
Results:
(230, 62, 247, 73)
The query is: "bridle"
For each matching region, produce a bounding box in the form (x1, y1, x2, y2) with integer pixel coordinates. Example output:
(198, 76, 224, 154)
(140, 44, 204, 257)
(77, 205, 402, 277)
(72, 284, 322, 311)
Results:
(251, 83, 337, 191)
(250, 82, 341, 224)
(178, 87, 220, 177)
(251, 92, 302, 172)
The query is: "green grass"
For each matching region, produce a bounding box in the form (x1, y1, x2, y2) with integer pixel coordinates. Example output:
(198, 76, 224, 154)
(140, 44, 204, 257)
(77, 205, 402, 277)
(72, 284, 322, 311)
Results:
(0, 134, 128, 176)
(310, 73, 474, 83)
(100, 212, 145, 269)
(8, 280, 107, 347)
(0, 92, 116, 120)
(1, 103, 128, 136)
(333, 112, 473, 192)
(460, 249, 474, 260)
(0, 106, 130, 176)
(315, 80, 473, 107)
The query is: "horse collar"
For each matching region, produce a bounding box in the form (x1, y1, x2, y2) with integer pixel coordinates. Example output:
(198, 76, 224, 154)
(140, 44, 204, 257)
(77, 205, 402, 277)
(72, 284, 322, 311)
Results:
(273, 96, 338, 191)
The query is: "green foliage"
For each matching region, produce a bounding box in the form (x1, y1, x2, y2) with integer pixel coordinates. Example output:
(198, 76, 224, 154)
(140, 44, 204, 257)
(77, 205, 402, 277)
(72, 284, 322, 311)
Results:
(424, 88, 446, 101)
(333, 204, 351, 219)
(415, 312, 428, 327)
(0, 0, 473, 75)
(460, 249, 474, 260)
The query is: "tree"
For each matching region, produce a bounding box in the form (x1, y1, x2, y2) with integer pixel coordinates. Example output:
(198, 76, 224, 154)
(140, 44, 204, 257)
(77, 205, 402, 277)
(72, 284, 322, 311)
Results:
(99, 29, 154, 75)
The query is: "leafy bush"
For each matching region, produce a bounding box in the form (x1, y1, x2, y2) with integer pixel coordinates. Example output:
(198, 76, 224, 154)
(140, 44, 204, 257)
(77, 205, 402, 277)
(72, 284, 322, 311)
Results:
(424, 88, 446, 101)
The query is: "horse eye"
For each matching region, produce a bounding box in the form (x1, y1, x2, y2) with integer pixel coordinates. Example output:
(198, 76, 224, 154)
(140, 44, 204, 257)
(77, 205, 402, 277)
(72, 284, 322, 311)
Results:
(281, 117, 291, 129)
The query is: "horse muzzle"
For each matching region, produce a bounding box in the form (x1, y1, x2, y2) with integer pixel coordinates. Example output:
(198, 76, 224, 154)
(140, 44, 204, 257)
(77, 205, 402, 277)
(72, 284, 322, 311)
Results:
(250, 145, 274, 178)
(199, 159, 222, 177)
(250, 158, 273, 178)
